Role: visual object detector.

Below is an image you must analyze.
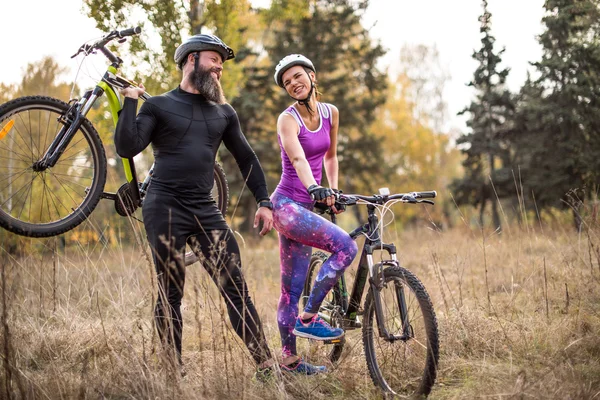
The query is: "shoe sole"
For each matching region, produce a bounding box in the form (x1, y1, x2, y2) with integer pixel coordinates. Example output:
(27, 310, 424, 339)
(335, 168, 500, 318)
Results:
(292, 329, 345, 341)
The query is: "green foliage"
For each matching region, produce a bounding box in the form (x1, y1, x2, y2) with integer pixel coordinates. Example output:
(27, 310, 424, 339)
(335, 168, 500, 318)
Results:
(507, 0, 600, 218)
(83, 0, 187, 91)
(222, 0, 388, 230)
(451, 0, 515, 229)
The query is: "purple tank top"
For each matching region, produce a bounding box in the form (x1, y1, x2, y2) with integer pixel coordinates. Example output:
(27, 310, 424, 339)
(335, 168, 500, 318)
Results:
(274, 102, 332, 203)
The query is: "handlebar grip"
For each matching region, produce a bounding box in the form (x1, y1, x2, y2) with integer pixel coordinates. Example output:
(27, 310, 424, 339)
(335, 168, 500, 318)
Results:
(417, 191, 437, 199)
(118, 27, 142, 37)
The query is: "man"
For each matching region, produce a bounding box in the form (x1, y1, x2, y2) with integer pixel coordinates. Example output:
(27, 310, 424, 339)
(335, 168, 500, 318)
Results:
(114, 34, 275, 373)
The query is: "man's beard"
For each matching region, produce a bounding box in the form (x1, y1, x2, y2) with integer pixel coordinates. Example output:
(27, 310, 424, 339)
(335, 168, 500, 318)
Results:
(190, 65, 226, 104)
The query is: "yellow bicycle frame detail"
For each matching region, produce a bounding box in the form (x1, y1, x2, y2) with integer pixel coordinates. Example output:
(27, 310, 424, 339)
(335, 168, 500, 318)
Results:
(98, 67, 135, 183)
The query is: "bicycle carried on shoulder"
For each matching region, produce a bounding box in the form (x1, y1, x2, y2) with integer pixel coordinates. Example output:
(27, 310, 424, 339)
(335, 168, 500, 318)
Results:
(302, 189, 439, 397)
(0, 27, 229, 253)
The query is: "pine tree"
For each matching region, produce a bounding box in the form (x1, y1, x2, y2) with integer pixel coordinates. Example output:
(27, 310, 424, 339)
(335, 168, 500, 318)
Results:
(508, 0, 600, 229)
(451, 0, 514, 230)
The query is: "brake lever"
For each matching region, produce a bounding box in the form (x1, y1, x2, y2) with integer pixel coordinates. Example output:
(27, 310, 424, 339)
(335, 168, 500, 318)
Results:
(401, 194, 417, 203)
(418, 200, 435, 205)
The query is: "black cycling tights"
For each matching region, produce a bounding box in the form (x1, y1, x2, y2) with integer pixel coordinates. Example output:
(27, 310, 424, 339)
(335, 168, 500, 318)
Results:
(150, 228, 272, 366)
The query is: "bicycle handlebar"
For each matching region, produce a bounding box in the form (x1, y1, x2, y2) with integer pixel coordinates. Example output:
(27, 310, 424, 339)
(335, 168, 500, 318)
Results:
(71, 27, 142, 59)
(338, 190, 437, 206)
(314, 190, 437, 215)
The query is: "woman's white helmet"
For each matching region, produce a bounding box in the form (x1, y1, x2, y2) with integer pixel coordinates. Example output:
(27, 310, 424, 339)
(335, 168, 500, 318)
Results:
(274, 54, 315, 87)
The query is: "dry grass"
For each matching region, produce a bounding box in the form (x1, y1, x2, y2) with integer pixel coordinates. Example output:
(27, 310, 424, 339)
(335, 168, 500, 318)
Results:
(0, 209, 599, 399)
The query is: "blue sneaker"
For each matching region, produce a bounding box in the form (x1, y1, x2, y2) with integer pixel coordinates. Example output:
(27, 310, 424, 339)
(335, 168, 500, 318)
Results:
(292, 315, 345, 340)
(281, 358, 327, 375)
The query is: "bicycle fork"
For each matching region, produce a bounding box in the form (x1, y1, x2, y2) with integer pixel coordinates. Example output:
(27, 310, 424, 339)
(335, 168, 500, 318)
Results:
(33, 91, 97, 171)
(366, 245, 414, 343)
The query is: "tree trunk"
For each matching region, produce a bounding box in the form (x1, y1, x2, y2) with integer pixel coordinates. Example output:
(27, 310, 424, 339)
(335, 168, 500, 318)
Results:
(572, 204, 583, 233)
(489, 155, 501, 232)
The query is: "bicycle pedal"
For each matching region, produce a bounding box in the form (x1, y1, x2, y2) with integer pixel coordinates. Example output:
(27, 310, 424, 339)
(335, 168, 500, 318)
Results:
(345, 320, 362, 329)
(323, 337, 345, 345)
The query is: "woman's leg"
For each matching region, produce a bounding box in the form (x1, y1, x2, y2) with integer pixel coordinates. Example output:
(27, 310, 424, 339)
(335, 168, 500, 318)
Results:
(272, 195, 358, 315)
(189, 229, 273, 366)
(277, 232, 312, 361)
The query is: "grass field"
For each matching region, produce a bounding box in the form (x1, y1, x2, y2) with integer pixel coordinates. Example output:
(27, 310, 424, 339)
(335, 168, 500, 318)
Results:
(0, 208, 599, 399)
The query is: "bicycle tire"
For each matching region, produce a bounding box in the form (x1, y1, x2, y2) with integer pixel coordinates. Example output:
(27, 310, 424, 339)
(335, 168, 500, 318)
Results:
(0, 96, 107, 238)
(362, 265, 439, 397)
(300, 250, 345, 364)
(212, 160, 229, 216)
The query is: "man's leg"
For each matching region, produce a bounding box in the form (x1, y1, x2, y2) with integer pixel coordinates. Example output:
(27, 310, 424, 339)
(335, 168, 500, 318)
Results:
(144, 206, 188, 364)
(190, 229, 273, 365)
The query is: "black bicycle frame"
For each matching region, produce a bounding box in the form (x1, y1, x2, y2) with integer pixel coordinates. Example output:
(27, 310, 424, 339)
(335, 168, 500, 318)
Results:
(334, 203, 413, 342)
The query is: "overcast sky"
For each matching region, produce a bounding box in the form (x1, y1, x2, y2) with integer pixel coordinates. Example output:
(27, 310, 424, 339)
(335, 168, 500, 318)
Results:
(0, 0, 545, 132)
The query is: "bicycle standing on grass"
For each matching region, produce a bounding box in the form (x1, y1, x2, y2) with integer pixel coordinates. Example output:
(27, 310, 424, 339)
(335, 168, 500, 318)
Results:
(303, 189, 440, 397)
(0, 28, 228, 268)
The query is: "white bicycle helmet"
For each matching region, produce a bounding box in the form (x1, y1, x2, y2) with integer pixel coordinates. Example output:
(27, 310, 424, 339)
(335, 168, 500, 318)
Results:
(274, 54, 315, 87)
(174, 34, 235, 69)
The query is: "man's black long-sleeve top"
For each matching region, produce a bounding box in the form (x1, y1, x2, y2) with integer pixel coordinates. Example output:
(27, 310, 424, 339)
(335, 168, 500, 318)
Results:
(114, 87, 269, 201)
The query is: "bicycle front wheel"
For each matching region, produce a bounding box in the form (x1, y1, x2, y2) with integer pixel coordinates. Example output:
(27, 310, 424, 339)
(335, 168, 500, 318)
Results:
(362, 265, 439, 397)
(0, 96, 107, 237)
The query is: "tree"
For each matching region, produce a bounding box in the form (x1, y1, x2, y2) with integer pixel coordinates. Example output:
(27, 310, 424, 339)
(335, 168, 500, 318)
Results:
(507, 0, 600, 229)
(82, 0, 389, 232)
(451, 0, 515, 231)
(369, 72, 462, 229)
(224, 0, 389, 230)
(398, 44, 450, 134)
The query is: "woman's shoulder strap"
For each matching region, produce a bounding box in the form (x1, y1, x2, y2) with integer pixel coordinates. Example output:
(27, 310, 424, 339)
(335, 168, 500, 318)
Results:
(283, 106, 303, 128)
(318, 102, 332, 122)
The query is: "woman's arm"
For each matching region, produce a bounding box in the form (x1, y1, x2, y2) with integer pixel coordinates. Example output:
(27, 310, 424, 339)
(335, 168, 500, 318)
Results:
(278, 112, 318, 189)
(323, 104, 339, 190)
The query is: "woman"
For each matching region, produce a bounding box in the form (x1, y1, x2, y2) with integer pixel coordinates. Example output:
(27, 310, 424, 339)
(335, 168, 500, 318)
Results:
(270, 54, 358, 374)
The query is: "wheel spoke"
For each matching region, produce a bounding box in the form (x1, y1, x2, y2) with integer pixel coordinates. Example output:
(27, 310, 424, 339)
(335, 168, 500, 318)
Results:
(364, 268, 438, 396)
(0, 99, 105, 235)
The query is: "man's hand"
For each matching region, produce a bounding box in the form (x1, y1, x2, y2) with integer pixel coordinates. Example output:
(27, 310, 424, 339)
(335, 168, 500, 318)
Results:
(254, 207, 273, 236)
(119, 83, 146, 99)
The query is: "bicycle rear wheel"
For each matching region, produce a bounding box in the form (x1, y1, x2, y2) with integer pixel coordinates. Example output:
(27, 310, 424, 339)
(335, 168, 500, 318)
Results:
(0, 96, 106, 237)
(300, 251, 345, 364)
(362, 265, 439, 397)
(212, 160, 229, 216)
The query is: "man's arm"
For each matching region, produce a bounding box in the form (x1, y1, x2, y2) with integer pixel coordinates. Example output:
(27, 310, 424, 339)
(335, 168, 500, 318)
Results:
(114, 90, 157, 158)
(221, 107, 270, 202)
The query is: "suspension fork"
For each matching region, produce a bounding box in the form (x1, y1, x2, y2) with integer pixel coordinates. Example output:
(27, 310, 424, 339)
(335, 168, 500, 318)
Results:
(33, 87, 103, 170)
(367, 244, 412, 342)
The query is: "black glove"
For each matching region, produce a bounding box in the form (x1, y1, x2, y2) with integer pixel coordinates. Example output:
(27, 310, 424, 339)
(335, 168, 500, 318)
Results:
(332, 189, 345, 212)
(307, 184, 334, 201)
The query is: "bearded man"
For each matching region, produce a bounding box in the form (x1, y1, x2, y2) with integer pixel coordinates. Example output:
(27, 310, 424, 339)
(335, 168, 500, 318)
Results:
(114, 34, 275, 375)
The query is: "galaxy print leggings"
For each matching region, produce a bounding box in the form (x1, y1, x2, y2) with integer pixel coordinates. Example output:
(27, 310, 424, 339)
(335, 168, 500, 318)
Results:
(271, 191, 358, 358)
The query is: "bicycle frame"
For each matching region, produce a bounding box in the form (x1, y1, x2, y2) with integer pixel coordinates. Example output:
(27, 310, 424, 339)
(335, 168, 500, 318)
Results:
(326, 200, 419, 343)
(338, 204, 410, 341)
(34, 58, 153, 210)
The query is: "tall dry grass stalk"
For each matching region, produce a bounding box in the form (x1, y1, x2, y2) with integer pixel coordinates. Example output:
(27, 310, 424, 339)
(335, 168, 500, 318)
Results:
(0, 200, 598, 399)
